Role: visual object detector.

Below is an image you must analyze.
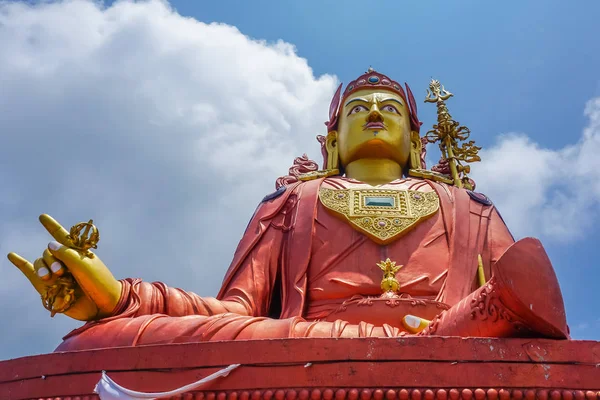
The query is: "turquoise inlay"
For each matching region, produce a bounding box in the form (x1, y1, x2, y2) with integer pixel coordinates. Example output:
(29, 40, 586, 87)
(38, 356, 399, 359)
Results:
(365, 196, 395, 207)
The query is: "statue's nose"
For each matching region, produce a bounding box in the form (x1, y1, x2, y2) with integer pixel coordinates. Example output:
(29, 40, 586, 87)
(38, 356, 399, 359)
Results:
(367, 104, 383, 122)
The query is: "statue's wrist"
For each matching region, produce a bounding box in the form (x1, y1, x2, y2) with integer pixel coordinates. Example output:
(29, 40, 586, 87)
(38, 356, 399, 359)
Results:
(101, 279, 128, 318)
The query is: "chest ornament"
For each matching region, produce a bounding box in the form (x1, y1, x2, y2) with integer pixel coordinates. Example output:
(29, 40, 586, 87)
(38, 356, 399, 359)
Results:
(318, 188, 439, 244)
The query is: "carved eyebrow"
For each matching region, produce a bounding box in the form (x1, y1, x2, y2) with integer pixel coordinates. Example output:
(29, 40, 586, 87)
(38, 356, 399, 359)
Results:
(344, 98, 369, 107)
(379, 98, 403, 106)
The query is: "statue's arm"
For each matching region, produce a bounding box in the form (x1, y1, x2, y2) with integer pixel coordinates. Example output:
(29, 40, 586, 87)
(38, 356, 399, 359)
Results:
(482, 207, 516, 282)
(110, 189, 293, 319)
(215, 223, 284, 317)
(113, 224, 284, 318)
(113, 279, 251, 318)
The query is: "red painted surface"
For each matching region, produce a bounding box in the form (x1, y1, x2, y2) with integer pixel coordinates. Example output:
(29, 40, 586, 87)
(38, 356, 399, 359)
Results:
(55, 178, 569, 351)
(1, 337, 598, 400)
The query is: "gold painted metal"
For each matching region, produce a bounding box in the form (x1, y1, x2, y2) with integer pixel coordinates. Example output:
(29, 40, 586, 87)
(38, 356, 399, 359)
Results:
(337, 89, 411, 186)
(409, 130, 423, 170)
(41, 275, 77, 317)
(344, 159, 404, 187)
(477, 254, 486, 287)
(41, 219, 101, 316)
(8, 214, 122, 321)
(424, 79, 481, 189)
(378, 258, 403, 296)
(319, 188, 439, 244)
(298, 169, 340, 181)
(296, 131, 340, 182)
(325, 131, 340, 171)
(67, 219, 99, 258)
(407, 168, 454, 185)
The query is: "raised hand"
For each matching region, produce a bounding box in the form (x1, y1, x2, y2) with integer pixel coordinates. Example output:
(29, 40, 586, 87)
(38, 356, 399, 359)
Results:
(7, 214, 122, 321)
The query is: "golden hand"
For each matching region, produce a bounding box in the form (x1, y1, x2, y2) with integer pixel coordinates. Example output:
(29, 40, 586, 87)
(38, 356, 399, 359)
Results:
(7, 214, 122, 321)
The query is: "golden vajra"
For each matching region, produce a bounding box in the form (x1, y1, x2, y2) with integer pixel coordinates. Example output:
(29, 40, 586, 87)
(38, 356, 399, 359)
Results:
(424, 79, 481, 189)
(41, 219, 100, 317)
(41, 275, 77, 317)
(67, 219, 99, 258)
(378, 258, 403, 297)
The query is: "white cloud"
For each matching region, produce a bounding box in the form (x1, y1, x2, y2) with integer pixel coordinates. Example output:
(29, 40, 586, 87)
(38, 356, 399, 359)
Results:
(472, 97, 600, 240)
(0, 0, 335, 360)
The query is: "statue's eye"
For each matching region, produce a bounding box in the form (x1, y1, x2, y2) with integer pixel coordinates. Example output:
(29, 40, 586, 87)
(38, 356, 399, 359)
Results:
(382, 105, 399, 114)
(349, 105, 368, 115)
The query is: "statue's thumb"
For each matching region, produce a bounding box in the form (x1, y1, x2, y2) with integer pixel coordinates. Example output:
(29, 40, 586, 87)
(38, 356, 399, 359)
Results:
(48, 241, 85, 270)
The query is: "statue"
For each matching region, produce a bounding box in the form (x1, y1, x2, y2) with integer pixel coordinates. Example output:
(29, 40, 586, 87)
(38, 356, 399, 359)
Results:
(7, 69, 570, 352)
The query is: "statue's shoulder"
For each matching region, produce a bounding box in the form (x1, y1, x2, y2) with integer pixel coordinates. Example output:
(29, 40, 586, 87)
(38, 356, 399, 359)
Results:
(261, 185, 288, 203)
(418, 177, 495, 207)
(261, 173, 331, 207)
(250, 184, 300, 224)
(408, 169, 493, 206)
(408, 168, 454, 185)
(466, 190, 493, 206)
(260, 180, 315, 204)
(297, 169, 339, 182)
(255, 180, 324, 225)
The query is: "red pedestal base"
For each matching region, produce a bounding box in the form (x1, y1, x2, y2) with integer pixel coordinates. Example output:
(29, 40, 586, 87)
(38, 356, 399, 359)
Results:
(1, 337, 599, 400)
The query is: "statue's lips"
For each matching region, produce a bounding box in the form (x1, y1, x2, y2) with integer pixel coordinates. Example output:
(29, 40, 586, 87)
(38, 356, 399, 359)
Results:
(350, 138, 399, 161)
(363, 122, 385, 130)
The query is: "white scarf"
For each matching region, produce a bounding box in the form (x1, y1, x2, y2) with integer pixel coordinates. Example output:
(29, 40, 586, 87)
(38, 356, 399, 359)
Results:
(95, 363, 240, 400)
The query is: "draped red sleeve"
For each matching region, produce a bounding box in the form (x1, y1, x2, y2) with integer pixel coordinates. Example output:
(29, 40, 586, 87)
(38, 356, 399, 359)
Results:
(104, 213, 288, 321)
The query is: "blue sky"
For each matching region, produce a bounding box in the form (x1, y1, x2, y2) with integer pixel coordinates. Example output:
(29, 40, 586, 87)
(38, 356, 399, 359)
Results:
(177, 0, 600, 147)
(1, 0, 599, 360)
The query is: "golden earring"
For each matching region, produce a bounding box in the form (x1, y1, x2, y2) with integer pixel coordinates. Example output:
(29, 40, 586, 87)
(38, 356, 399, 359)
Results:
(409, 131, 422, 170)
(326, 131, 339, 170)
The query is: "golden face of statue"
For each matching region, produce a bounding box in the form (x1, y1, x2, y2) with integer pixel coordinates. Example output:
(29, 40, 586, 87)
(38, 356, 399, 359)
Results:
(337, 89, 412, 169)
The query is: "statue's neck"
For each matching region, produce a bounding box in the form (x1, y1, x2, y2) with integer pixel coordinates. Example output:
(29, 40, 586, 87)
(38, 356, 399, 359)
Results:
(344, 159, 404, 186)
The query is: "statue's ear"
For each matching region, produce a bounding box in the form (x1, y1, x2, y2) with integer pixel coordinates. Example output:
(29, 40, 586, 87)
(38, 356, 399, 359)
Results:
(325, 131, 339, 170)
(409, 130, 422, 170)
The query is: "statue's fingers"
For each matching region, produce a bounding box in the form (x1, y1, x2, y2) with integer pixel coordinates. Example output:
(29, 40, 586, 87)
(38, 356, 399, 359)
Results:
(39, 214, 73, 247)
(47, 241, 104, 304)
(47, 241, 87, 273)
(42, 248, 65, 277)
(7, 253, 36, 280)
(7, 253, 47, 293)
(33, 257, 54, 282)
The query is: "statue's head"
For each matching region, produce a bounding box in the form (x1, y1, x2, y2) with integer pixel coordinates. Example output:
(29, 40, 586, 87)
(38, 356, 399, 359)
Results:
(322, 69, 423, 173)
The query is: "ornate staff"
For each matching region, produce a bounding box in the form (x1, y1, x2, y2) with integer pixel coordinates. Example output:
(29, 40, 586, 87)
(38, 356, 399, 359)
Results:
(424, 79, 481, 189)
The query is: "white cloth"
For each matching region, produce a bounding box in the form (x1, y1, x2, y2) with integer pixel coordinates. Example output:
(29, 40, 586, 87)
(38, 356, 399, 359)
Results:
(94, 363, 240, 400)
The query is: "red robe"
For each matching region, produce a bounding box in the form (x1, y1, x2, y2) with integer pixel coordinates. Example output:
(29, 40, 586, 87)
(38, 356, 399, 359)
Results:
(56, 177, 517, 351)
